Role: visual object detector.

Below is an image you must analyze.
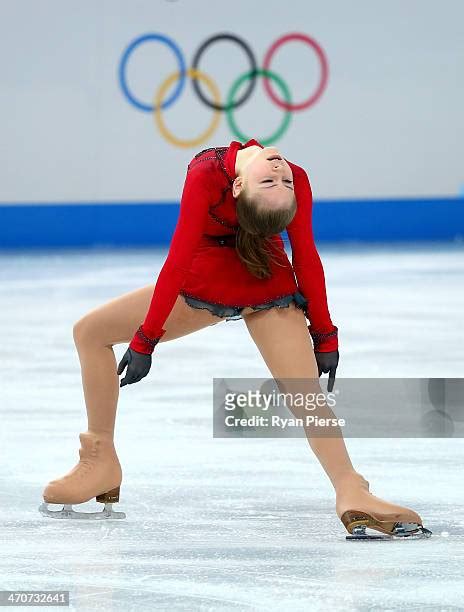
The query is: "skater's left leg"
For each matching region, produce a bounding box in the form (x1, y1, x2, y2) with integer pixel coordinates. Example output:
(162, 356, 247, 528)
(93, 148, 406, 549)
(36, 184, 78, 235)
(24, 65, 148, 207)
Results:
(242, 303, 424, 532)
(242, 303, 358, 489)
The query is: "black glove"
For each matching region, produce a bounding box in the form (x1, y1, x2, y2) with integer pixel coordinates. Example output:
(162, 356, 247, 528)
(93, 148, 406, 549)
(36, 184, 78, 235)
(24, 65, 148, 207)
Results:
(117, 347, 152, 387)
(315, 350, 339, 392)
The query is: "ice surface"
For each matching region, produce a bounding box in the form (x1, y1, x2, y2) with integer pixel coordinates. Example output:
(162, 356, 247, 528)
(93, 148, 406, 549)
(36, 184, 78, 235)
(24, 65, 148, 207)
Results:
(0, 242, 463, 611)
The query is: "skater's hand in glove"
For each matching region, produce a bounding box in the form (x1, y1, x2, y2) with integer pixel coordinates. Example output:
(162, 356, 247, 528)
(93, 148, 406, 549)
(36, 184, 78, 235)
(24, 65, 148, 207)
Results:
(315, 350, 339, 392)
(117, 348, 152, 387)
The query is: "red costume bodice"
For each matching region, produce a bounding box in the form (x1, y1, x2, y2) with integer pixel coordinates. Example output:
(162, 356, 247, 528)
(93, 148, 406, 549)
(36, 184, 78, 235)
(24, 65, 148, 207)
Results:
(129, 139, 338, 354)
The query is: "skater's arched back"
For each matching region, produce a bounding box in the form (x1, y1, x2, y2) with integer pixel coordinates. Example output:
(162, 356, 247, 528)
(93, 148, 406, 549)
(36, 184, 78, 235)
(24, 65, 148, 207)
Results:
(128, 138, 337, 356)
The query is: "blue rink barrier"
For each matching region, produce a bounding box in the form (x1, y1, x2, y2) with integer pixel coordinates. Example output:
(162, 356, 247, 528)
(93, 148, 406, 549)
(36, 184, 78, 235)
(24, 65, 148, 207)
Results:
(0, 197, 463, 248)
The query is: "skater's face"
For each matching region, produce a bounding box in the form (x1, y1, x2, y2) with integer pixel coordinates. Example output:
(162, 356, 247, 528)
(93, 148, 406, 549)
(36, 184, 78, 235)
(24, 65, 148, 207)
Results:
(233, 147, 294, 209)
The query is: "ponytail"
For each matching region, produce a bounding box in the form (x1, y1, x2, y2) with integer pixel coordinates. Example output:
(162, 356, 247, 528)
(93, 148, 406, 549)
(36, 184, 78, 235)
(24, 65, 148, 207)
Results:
(235, 189, 297, 279)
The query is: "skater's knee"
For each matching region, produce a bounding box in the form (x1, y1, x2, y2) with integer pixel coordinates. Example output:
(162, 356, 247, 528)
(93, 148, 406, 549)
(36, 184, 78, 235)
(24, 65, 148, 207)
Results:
(73, 313, 101, 346)
(73, 316, 89, 345)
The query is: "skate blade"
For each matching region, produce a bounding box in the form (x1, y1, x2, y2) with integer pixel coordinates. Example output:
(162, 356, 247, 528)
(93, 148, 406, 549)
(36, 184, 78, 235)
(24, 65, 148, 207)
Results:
(39, 502, 126, 520)
(346, 522, 432, 540)
(341, 510, 432, 540)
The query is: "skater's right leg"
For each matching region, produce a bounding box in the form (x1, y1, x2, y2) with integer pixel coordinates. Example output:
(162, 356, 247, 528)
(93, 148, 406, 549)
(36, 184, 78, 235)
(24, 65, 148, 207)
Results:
(41, 284, 224, 515)
(73, 284, 224, 438)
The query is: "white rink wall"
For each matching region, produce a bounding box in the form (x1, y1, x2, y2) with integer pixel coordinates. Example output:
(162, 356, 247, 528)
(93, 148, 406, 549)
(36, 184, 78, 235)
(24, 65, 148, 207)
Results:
(1, 0, 464, 203)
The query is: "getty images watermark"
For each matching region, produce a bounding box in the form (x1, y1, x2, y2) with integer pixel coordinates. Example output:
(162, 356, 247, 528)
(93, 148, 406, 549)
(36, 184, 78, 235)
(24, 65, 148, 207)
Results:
(222, 386, 342, 429)
(212, 378, 464, 438)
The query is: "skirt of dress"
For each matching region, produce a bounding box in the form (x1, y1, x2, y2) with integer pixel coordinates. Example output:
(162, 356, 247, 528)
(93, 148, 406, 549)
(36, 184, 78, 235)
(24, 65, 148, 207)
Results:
(181, 290, 307, 321)
(179, 234, 308, 321)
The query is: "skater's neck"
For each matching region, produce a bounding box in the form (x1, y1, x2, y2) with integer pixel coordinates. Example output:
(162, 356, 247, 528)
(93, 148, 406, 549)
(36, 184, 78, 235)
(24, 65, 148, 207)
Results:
(234, 146, 262, 177)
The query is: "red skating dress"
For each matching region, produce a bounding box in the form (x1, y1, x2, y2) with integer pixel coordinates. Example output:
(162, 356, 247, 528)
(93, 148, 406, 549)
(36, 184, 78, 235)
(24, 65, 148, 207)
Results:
(129, 138, 338, 355)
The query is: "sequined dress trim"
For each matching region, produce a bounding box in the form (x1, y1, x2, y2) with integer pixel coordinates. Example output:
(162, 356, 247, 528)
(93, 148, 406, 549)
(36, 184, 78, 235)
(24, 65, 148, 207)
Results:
(187, 146, 238, 230)
(180, 290, 308, 321)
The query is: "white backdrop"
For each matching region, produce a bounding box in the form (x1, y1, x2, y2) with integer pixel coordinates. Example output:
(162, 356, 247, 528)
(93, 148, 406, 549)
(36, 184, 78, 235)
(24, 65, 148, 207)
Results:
(1, 0, 463, 203)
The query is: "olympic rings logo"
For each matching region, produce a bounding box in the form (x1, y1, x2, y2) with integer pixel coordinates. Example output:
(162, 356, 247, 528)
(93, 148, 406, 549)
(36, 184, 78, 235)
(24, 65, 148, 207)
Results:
(118, 32, 329, 148)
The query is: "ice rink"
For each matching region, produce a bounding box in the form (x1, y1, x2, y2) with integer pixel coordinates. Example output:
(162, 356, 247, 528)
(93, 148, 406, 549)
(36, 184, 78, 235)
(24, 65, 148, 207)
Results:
(1, 242, 463, 611)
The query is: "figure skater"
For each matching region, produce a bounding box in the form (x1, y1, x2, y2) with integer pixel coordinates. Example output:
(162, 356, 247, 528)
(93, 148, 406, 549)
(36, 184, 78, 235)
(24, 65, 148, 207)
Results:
(40, 138, 431, 539)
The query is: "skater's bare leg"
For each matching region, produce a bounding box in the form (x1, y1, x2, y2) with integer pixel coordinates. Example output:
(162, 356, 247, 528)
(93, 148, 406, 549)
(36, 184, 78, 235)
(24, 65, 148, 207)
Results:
(242, 303, 356, 489)
(243, 303, 423, 527)
(41, 286, 224, 511)
(73, 284, 224, 438)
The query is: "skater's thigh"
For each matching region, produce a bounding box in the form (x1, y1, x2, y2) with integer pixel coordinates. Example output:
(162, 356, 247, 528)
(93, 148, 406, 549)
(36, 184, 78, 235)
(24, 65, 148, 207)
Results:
(73, 284, 224, 346)
(242, 302, 318, 379)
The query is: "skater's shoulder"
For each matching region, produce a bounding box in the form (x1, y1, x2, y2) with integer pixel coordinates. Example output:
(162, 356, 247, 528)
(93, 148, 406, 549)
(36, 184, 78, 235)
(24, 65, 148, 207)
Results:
(187, 146, 228, 175)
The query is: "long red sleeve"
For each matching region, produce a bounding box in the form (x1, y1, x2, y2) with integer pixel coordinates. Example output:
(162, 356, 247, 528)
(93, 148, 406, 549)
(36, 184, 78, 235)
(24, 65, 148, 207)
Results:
(286, 165, 338, 351)
(129, 165, 213, 354)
